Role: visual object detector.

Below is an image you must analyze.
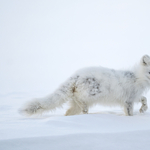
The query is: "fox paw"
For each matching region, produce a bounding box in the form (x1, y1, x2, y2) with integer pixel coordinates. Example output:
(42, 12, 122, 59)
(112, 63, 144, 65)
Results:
(139, 104, 148, 113)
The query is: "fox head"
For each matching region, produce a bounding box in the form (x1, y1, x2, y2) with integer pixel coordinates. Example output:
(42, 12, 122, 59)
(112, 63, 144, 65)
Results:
(141, 55, 150, 81)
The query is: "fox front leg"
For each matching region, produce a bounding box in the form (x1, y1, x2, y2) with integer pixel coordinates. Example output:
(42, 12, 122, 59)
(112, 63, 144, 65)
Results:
(139, 96, 148, 113)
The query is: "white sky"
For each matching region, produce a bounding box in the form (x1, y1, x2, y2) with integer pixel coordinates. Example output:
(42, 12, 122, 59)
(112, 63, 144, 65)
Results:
(0, 0, 150, 94)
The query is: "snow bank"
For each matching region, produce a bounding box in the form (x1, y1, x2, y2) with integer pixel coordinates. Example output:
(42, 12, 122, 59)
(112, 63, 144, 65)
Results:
(0, 93, 150, 150)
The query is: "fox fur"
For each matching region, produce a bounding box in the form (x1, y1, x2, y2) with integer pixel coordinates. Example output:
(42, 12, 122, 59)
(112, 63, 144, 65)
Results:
(20, 55, 150, 116)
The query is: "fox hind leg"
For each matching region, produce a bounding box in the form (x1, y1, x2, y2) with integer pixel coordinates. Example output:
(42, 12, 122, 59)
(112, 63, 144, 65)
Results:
(65, 100, 82, 116)
(74, 99, 88, 114)
(81, 102, 88, 114)
(65, 98, 89, 116)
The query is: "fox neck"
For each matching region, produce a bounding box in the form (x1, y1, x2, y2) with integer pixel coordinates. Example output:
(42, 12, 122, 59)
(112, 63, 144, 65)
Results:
(133, 65, 150, 93)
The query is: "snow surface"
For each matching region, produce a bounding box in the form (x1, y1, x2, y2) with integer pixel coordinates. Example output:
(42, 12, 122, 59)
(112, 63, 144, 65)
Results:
(1, 0, 150, 150)
(0, 92, 150, 150)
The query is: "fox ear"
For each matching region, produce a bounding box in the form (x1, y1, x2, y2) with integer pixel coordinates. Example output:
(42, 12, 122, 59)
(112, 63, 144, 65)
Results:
(141, 55, 150, 66)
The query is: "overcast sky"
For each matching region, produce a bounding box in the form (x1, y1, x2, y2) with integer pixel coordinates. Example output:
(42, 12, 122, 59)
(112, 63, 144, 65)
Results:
(0, 0, 150, 95)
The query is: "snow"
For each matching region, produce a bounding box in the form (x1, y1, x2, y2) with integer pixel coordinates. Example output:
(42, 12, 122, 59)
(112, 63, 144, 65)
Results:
(1, 93, 150, 150)
(1, 0, 150, 150)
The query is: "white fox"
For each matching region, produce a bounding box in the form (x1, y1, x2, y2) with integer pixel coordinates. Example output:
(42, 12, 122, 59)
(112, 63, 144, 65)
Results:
(20, 55, 150, 116)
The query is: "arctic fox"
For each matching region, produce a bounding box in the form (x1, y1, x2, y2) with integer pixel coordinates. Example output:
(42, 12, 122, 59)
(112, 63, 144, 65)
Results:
(20, 55, 150, 116)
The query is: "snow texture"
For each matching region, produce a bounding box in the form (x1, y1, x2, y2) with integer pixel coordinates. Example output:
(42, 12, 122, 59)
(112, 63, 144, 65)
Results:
(1, 93, 150, 150)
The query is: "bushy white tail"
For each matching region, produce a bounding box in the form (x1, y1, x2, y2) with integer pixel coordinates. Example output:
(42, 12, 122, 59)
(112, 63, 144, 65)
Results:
(19, 79, 75, 116)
